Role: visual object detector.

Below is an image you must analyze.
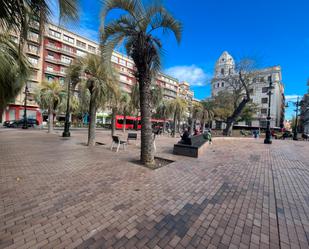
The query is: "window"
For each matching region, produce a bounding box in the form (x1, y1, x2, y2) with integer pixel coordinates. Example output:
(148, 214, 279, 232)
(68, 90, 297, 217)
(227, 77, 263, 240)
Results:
(261, 98, 268, 104)
(249, 89, 254, 94)
(61, 55, 72, 64)
(60, 67, 66, 73)
(119, 59, 126, 66)
(76, 49, 86, 57)
(262, 87, 268, 93)
(28, 31, 39, 42)
(261, 108, 267, 114)
(259, 120, 267, 128)
(46, 65, 54, 72)
(28, 44, 38, 54)
(46, 75, 54, 82)
(49, 29, 61, 38)
(260, 77, 265, 82)
(221, 82, 224, 87)
(88, 45, 96, 53)
(268, 75, 272, 82)
(76, 40, 86, 49)
(59, 78, 65, 84)
(217, 83, 220, 88)
(62, 45, 73, 53)
(221, 68, 224, 75)
(28, 57, 38, 65)
(47, 51, 54, 59)
(111, 55, 118, 63)
(127, 62, 133, 69)
(63, 35, 74, 44)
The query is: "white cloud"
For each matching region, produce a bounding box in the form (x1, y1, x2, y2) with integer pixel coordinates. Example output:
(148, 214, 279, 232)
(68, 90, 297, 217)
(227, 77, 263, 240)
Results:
(165, 65, 211, 86)
(285, 95, 302, 101)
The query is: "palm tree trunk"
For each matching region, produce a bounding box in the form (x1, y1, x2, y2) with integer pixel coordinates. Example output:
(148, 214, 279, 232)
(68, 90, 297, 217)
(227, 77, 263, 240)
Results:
(48, 109, 53, 133)
(87, 94, 96, 146)
(173, 112, 177, 138)
(139, 78, 154, 166)
(0, 107, 3, 123)
(111, 108, 116, 136)
(163, 118, 166, 133)
(123, 114, 126, 133)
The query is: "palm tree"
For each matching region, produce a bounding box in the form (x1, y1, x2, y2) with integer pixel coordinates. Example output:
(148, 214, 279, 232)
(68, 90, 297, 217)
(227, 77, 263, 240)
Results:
(68, 54, 117, 145)
(0, 34, 29, 110)
(0, 0, 78, 42)
(101, 0, 182, 166)
(119, 92, 132, 133)
(200, 100, 215, 132)
(83, 54, 116, 146)
(156, 99, 171, 133)
(168, 98, 188, 137)
(0, 1, 79, 121)
(35, 80, 66, 133)
(190, 102, 203, 134)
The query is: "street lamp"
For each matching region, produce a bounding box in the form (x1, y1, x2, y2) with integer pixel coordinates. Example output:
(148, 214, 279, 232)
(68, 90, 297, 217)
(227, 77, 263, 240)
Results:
(22, 83, 30, 129)
(62, 80, 71, 137)
(286, 96, 300, 141)
(264, 77, 274, 144)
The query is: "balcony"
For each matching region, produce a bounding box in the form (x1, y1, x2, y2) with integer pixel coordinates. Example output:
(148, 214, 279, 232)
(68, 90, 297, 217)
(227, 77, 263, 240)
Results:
(27, 35, 39, 43)
(45, 68, 66, 77)
(45, 44, 76, 57)
(45, 56, 71, 66)
(29, 21, 40, 30)
(27, 49, 40, 57)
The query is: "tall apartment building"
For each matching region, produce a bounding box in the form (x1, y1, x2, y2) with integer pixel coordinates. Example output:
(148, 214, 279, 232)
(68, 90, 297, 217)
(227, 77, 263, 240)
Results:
(211, 51, 285, 128)
(300, 94, 309, 134)
(2, 23, 194, 122)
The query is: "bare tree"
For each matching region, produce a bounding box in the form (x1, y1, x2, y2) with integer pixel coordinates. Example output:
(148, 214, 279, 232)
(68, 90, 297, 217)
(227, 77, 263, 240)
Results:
(219, 59, 258, 136)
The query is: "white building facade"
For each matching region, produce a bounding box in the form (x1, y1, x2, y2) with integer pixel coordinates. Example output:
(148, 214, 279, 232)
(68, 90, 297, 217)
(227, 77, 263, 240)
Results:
(211, 51, 285, 129)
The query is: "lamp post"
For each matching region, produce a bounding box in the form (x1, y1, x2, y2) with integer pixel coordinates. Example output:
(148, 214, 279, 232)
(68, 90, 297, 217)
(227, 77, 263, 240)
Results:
(293, 97, 300, 141)
(285, 97, 301, 141)
(264, 77, 273, 144)
(22, 83, 29, 129)
(62, 80, 71, 137)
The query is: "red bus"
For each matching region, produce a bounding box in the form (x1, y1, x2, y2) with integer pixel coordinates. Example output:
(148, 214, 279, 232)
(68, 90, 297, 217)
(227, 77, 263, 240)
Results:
(115, 115, 166, 130)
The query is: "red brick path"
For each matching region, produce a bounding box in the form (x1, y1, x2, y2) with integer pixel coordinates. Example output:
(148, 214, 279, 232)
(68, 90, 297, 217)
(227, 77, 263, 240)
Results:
(0, 130, 309, 249)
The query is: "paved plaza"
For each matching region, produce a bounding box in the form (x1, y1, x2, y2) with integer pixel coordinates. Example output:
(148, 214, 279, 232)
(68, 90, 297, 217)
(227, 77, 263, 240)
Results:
(0, 129, 309, 249)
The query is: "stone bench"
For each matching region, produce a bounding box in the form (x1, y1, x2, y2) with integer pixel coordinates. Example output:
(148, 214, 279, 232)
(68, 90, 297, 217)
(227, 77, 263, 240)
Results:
(173, 133, 209, 158)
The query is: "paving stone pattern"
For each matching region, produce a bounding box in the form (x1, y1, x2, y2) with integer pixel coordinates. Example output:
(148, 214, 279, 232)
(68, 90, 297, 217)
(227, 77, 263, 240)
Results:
(0, 130, 309, 249)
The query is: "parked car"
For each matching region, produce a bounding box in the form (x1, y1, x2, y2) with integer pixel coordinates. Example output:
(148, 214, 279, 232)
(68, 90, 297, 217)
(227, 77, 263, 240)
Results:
(3, 120, 13, 127)
(4, 119, 39, 128)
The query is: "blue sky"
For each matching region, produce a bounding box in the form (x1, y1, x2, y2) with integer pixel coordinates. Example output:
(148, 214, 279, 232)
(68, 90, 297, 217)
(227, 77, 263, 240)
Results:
(57, 0, 309, 119)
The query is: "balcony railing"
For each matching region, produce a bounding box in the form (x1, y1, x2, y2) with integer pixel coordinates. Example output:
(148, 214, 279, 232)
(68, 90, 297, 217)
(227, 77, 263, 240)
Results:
(27, 36, 39, 43)
(45, 44, 76, 57)
(45, 56, 71, 66)
(45, 68, 66, 77)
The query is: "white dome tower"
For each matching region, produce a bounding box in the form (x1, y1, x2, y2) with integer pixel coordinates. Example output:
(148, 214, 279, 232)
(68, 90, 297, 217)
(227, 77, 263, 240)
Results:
(214, 51, 235, 77)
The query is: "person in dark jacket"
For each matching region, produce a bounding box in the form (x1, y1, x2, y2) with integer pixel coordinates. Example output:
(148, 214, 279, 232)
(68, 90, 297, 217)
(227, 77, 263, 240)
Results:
(181, 128, 191, 145)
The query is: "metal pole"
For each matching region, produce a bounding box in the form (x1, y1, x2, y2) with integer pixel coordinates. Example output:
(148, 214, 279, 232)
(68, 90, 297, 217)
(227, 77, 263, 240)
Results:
(264, 78, 272, 144)
(62, 80, 71, 137)
(22, 84, 28, 129)
(293, 97, 299, 140)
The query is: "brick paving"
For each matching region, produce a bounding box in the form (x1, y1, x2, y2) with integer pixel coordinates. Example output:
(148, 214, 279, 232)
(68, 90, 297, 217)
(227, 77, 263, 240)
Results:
(0, 129, 309, 249)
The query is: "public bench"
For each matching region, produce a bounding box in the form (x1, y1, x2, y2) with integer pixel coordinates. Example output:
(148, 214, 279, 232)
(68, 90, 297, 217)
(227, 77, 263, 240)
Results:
(173, 133, 209, 158)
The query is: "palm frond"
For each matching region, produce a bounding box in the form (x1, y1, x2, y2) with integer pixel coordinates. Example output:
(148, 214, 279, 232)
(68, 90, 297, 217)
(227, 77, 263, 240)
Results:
(100, 0, 144, 34)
